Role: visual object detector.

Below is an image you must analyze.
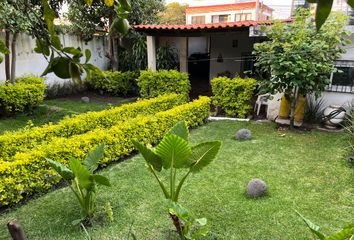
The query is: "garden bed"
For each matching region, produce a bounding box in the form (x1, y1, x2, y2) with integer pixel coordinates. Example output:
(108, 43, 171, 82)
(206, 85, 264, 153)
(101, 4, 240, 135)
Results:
(0, 121, 352, 239)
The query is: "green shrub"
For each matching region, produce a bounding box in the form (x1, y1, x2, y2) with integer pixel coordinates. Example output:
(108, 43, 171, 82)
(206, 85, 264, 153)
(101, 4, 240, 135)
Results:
(137, 69, 191, 98)
(211, 76, 257, 118)
(0, 96, 210, 206)
(0, 94, 186, 159)
(88, 71, 139, 96)
(0, 75, 45, 115)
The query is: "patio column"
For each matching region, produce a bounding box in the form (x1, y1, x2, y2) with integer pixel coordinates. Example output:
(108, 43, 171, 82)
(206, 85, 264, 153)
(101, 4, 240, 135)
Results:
(179, 37, 188, 73)
(147, 35, 157, 71)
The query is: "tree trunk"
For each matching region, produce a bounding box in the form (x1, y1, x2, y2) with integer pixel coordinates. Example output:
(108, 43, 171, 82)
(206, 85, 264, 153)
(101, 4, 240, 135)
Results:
(111, 36, 119, 71)
(7, 220, 27, 240)
(169, 213, 184, 239)
(10, 32, 18, 83)
(5, 30, 10, 81)
(289, 87, 299, 129)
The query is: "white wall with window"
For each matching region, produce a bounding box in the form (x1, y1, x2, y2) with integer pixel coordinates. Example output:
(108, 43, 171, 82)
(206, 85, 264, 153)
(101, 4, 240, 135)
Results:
(186, 9, 270, 24)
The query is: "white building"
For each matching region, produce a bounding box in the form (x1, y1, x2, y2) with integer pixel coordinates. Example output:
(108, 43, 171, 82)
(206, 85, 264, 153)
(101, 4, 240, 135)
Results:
(185, 1, 273, 24)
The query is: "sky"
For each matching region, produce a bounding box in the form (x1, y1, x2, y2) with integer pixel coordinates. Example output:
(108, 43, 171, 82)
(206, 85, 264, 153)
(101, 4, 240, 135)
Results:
(165, 0, 293, 19)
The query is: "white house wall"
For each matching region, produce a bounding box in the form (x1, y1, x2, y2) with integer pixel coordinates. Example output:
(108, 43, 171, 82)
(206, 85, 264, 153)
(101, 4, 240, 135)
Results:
(0, 33, 109, 86)
(209, 31, 254, 79)
(188, 37, 209, 56)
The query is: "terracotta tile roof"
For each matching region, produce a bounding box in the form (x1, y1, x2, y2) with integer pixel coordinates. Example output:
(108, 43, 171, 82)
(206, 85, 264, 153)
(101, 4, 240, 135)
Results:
(185, 2, 273, 14)
(134, 20, 275, 32)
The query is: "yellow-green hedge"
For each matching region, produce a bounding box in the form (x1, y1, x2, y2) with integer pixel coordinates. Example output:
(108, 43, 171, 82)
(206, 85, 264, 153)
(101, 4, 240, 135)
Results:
(0, 96, 210, 207)
(0, 94, 186, 159)
(0, 75, 46, 115)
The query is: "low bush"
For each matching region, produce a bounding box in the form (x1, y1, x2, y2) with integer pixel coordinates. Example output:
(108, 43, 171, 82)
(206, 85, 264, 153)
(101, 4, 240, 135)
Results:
(137, 69, 190, 98)
(0, 96, 211, 206)
(211, 76, 257, 118)
(88, 71, 139, 97)
(0, 94, 186, 159)
(0, 75, 46, 115)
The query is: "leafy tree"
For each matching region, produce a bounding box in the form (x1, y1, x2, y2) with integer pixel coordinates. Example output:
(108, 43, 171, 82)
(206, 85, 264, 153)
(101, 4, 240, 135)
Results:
(0, 1, 39, 82)
(67, 0, 164, 70)
(253, 9, 350, 128)
(0, 0, 130, 83)
(158, 2, 188, 25)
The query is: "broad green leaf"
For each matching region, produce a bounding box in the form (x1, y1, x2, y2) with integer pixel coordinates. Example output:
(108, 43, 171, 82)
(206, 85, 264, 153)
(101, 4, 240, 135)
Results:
(34, 39, 50, 56)
(119, 0, 132, 11)
(315, 0, 334, 30)
(46, 158, 74, 180)
(155, 134, 192, 169)
(91, 174, 111, 187)
(168, 121, 189, 140)
(347, 0, 354, 8)
(70, 158, 93, 190)
(51, 35, 62, 50)
(132, 140, 162, 171)
(296, 211, 326, 240)
(326, 224, 354, 240)
(69, 62, 82, 84)
(168, 202, 190, 221)
(85, 0, 93, 5)
(190, 141, 221, 173)
(63, 47, 82, 56)
(84, 144, 105, 173)
(85, 49, 91, 64)
(195, 218, 207, 226)
(49, 57, 71, 79)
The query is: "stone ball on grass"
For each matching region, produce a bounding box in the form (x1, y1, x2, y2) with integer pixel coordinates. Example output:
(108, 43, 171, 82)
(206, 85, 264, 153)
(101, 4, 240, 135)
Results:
(236, 129, 252, 141)
(246, 179, 267, 198)
(81, 96, 90, 103)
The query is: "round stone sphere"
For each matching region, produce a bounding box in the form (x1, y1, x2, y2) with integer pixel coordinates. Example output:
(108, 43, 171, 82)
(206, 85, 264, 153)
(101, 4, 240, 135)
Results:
(236, 128, 252, 141)
(246, 179, 267, 198)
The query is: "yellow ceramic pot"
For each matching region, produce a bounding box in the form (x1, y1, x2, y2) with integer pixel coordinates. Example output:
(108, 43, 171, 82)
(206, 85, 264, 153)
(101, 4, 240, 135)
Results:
(279, 95, 291, 119)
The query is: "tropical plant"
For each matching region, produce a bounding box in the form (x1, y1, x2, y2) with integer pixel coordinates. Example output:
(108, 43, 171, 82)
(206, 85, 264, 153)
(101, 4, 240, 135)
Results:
(253, 9, 350, 128)
(47, 144, 111, 225)
(133, 121, 221, 239)
(303, 97, 326, 124)
(157, 44, 179, 70)
(297, 211, 354, 240)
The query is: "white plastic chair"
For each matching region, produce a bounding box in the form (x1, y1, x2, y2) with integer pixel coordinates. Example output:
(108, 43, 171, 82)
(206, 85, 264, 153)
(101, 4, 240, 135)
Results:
(254, 94, 271, 116)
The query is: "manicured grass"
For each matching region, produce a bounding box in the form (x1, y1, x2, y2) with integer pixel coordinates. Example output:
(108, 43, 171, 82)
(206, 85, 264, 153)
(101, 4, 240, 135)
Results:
(0, 96, 135, 134)
(0, 121, 352, 239)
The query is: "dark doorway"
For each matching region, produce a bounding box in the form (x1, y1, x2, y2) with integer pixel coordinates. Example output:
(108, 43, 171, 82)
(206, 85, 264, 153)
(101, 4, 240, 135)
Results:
(188, 52, 211, 99)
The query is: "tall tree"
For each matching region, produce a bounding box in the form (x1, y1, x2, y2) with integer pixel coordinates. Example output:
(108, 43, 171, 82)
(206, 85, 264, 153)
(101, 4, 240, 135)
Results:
(0, 1, 39, 82)
(253, 9, 350, 128)
(67, 0, 164, 70)
(158, 2, 188, 25)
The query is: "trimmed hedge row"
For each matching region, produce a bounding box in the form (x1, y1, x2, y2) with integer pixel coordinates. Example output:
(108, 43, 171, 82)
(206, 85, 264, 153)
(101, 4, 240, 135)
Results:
(0, 96, 210, 207)
(137, 69, 191, 98)
(87, 71, 139, 96)
(211, 76, 257, 118)
(0, 94, 186, 159)
(0, 75, 46, 115)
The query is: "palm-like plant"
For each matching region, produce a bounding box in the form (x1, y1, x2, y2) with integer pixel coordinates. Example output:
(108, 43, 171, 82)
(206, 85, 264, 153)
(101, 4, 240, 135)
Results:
(133, 121, 221, 239)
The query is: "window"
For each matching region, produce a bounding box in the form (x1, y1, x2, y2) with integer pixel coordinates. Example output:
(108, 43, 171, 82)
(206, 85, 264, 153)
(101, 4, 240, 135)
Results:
(191, 16, 205, 24)
(212, 14, 230, 23)
(235, 13, 252, 21)
(326, 66, 354, 93)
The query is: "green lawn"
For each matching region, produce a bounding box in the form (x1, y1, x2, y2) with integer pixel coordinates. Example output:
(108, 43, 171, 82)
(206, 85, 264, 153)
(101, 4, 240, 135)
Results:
(0, 96, 135, 134)
(0, 121, 352, 239)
